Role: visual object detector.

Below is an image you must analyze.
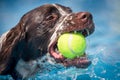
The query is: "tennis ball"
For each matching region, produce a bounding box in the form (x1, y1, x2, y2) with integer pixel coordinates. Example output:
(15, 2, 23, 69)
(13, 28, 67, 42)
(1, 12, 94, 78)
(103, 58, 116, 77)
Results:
(57, 33, 86, 59)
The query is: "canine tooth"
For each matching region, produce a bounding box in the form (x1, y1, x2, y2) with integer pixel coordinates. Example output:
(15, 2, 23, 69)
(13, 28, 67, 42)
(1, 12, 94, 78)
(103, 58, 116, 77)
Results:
(85, 29, 89, 36)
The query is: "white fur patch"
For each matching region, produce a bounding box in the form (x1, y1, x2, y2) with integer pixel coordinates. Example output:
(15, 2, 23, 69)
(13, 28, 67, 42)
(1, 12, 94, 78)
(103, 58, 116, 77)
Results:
(15, 59, 40, 79)
(15, 53, 56, 79)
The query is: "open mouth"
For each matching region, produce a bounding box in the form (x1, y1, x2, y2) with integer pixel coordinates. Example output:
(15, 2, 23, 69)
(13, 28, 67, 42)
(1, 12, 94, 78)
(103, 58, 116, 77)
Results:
(49, 25, 94, 68)
(48, 23, 94, 68)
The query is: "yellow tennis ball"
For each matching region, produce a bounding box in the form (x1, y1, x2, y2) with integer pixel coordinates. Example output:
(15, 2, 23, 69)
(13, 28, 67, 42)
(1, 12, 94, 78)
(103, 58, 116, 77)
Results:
(57, 33, 86, 59)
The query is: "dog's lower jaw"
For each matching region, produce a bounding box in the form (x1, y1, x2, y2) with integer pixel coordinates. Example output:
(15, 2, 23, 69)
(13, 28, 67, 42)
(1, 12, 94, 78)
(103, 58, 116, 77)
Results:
(15, 59, 40, 79)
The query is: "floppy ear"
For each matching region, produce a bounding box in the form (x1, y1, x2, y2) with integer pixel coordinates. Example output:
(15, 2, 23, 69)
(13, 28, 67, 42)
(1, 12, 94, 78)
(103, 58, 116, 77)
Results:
(0, 15, 27, 74)
(19, 5, 61, 61)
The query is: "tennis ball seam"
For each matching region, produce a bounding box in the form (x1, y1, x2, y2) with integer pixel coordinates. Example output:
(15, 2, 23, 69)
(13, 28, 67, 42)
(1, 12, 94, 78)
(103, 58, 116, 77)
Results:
(68, 34, 80, 55)
(68, 34, 86, 55)
(68, 34, 82, 55)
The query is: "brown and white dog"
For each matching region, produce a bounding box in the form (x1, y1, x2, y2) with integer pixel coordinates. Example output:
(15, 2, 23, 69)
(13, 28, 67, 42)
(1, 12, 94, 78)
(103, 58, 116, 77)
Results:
(0, 4, 94, 79)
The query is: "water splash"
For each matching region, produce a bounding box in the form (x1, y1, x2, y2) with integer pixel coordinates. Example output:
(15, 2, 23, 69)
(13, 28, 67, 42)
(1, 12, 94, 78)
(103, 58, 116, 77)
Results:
(1, 37, 120, 80)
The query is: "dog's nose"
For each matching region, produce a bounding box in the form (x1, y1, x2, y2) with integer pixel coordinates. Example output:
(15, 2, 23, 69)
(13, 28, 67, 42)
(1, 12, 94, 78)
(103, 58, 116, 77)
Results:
(77, 12, 92, 22)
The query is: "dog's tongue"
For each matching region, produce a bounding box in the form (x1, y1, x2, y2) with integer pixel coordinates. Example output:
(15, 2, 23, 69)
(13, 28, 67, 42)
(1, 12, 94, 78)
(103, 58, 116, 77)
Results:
(48, 40, 65, 61)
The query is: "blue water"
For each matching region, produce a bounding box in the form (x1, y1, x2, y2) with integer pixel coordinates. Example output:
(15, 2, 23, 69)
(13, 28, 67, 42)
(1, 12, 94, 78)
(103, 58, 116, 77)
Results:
(0, 0, 120, 80)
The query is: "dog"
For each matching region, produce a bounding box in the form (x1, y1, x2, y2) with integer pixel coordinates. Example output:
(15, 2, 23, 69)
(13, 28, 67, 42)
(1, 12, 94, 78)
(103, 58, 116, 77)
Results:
(0, 4, 95, 79)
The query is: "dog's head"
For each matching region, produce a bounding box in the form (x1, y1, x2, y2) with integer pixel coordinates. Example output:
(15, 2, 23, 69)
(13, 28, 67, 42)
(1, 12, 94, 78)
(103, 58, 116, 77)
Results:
(16, 4, 94, 64)
(0, 4, 94, 79)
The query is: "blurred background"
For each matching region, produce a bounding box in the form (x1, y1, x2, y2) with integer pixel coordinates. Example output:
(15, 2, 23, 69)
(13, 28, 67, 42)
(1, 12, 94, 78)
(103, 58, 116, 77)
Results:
(0, 0, 120, 80)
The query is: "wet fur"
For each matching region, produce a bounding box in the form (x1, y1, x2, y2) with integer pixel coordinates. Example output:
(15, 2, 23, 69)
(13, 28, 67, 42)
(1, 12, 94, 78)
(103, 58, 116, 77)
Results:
(0, 4, 64, 78)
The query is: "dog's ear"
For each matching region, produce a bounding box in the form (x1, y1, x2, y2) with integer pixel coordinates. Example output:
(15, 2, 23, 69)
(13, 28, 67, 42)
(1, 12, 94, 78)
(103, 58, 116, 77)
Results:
(20, 5, 61, 61)
(0, 15, 27, 74)
(0, 4, 61, 73)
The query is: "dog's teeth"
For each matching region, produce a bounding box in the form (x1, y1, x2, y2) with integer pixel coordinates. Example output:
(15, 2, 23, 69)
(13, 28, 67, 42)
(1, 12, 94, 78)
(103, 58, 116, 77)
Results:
(85, 29, 89, 36)
(74, 31, 77, 33)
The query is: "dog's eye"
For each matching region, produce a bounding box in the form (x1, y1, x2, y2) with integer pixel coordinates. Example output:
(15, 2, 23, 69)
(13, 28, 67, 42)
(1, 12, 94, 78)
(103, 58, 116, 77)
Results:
(46, 15, 54, 20)
(46, 13, 58, 21)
